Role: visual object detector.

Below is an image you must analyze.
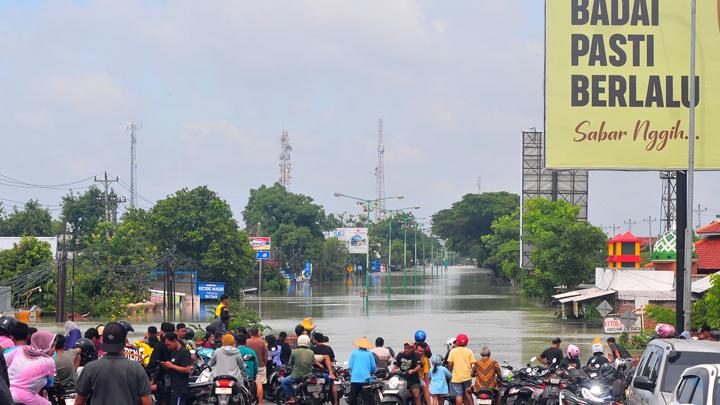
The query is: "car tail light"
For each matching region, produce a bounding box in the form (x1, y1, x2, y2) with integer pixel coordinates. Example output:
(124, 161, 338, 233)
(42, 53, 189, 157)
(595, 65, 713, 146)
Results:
(217, 379, 234, 388)
(309, 377, 318, 385)
(480, 394, 489, 399)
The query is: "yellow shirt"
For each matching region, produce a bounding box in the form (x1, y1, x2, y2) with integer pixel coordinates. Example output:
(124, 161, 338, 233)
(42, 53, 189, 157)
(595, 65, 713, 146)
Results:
(418, 356, 430, 380)
(447, 347, 476, 383)
(215, 303, 226, 317)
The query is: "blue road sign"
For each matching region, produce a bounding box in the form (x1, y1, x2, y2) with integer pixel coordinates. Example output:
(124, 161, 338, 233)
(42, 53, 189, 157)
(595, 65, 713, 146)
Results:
(197, 282, 225, 300)
(256, 251, 271, 260)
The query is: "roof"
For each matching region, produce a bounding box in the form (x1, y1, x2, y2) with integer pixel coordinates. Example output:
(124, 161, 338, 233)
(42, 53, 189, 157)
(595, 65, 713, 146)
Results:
(695, 238, 720, 270)
(692, 275, 715, 294)
(697, 221, 720, 236)
(653, 228, 696, 261)
(650, 338, 720, 353)
(552, 287, 615, 304)
(609, 231, 640, 243)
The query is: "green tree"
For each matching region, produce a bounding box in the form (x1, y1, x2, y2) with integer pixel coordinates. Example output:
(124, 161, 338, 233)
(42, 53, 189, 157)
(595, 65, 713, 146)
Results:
(693, 274, 720, 329)
(521, 198, 606, 299)
(0, 200, 53, 237)
(273, 224, 322, 273)
(481, 210, 521, 280)
(316, 237, 350, 281)
(0, 236, 53, 279)
(61, 187, 109, 247)
(148, 186, 255, 295)
(243, 184, 328, 238)
(432, 192, 519, 264)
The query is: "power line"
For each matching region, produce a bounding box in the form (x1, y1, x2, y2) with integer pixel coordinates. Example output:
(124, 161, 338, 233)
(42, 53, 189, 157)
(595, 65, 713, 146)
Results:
(0, 173, 95, 188)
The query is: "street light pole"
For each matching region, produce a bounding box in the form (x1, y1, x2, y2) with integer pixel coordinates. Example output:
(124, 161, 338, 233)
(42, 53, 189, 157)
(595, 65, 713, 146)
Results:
(388, 213, 392, 301)
(403, 219, 407, 292)
(413, 223, 417, 287)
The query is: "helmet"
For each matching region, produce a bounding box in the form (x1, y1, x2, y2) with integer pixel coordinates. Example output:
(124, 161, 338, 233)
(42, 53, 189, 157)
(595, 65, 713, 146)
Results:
(456, 334, 469, 347)
(656, 323, 676, 338)
(414, 330, 427, 343)
(501, 368, 514, 382)
(567, 344, 580, 359)
(184, 328, 195, 340)
(0, 316, 18, 336)
(591, 343, 603, 354)
(73, 338, 98, 366)
(117, 320, 135, 333)
(446, 338, 456, 352)
(297, 335, 311, 348)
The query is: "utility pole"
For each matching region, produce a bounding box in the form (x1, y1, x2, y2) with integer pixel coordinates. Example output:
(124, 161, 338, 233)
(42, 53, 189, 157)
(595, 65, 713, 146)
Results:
(109, 190, 127, 225)
(55, 223, 68, 322)
(694, 204, 708, 229)
(624, 218, 637, 233)
(257, 222, 262, 297)
(413, 222, 417, 287)
(128, 122, 139, 208)
(642, 216, 658, 253)
(94, 171, 119, 222)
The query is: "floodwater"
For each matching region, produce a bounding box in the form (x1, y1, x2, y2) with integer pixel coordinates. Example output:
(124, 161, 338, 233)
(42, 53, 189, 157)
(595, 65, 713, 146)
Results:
(38, 266, 606, 365)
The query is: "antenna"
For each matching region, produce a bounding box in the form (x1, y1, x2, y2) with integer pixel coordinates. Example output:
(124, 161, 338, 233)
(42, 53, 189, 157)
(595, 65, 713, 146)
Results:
(127, 122, 139, 208)
(374, 118, 386, 221)
(279, 130, 292, 188)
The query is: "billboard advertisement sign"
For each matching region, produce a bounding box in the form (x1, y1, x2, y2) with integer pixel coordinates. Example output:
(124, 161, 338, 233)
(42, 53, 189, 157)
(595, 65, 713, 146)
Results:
(545, 0, 720, 169)
(603, 315, 641, 334)
(250, 237, 271, 251)
(197, 282, 226, 300)
(326, 228, 368, 254)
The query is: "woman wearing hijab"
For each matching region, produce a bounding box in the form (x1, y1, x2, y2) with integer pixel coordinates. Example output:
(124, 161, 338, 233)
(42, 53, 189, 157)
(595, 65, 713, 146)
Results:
(64, 328, 82, 351)
(6, 330, 57, 405)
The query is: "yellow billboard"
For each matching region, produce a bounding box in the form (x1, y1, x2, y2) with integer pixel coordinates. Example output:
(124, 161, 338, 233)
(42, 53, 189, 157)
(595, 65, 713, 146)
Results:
(545, 0, 720, 169)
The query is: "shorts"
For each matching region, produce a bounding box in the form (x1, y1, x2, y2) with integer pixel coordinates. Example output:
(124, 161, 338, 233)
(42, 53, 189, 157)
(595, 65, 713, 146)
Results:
(450, 380, 472, 397)
(256, 365, 267, 384)
(408, 383, 421, 392)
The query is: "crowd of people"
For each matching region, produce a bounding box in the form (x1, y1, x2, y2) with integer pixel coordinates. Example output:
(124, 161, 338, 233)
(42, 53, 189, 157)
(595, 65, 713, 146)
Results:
(0, 290, 717, 405)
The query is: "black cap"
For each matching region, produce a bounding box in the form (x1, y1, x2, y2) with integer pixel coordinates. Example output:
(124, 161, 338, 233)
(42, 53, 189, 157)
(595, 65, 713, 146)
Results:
(102, 322, 127, 353)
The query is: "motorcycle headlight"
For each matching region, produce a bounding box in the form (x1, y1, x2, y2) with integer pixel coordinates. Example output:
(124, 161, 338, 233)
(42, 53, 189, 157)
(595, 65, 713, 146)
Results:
(581, 387, 603, 404)
(388, 376, 400, 389)
(508, 388, 519, 395)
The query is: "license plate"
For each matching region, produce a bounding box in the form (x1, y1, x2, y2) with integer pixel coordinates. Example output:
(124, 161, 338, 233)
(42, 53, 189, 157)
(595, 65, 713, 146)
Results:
(477, 400, 493, 405)
(307, 385, 323, 393)
(215, 387, 232, 394)
(316, 378, 326, 384)
(550, 378, 560, 385)
(334, 380, 341, 385)
(384, 390, 399, 395)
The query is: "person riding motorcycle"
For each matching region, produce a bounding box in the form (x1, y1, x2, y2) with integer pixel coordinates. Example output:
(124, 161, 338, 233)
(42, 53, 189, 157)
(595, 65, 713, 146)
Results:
(208, 334, 246, 381)
(6, 330, 57, 405)
(586, 343, 609, 369)
(562, 344, 581, 369)
(414, 330, 432, 358)
(281, 335, 316, 404)
(74, 337, 99, 380)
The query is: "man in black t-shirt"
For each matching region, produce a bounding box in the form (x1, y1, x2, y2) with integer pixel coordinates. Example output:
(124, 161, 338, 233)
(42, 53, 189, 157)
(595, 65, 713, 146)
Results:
(394, 342, 422, 405)
(539, 337, 563, 368)
(278, 331, 293, 365)
(75, 322, 152, 405)
(161, 331, 193, 405)
(312, 334, 339, 405)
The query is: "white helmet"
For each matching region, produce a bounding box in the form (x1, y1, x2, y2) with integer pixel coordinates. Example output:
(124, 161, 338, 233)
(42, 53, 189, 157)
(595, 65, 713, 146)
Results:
(298, 335, 311, 348)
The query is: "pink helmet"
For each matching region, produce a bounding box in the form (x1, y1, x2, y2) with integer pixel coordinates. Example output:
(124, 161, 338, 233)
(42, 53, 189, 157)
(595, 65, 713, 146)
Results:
(656, 323, 676, 338)
(567, 344, 580, 359)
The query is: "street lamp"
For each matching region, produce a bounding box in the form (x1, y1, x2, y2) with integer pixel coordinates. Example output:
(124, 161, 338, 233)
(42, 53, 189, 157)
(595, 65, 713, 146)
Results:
(383, 206, 420, 299)
(334, 193, 404, 308)
(411, 217, 429, 287)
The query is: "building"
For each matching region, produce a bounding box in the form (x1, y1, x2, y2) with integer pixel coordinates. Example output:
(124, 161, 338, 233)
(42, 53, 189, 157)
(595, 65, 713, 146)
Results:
(695, 221, 720, 275)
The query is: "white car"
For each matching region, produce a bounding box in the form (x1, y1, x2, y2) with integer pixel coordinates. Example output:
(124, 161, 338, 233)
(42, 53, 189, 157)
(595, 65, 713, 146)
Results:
(627, 339, 720, 405)
(668, 364, 720, 405)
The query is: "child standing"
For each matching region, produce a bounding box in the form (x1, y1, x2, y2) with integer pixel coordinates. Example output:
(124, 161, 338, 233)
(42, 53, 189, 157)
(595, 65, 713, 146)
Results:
(429, 354, 452, 405)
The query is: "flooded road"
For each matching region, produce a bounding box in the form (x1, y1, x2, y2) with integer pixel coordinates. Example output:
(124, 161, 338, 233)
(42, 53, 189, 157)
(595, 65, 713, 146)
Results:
(40, 266, 604, 365)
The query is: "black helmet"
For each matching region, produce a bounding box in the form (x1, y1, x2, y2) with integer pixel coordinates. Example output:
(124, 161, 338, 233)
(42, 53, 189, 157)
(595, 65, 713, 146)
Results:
(184, 328, 195, 340)
(117, 320, 135, 333)
(73, 338, 98, 366)
(0, 316, 18, 336)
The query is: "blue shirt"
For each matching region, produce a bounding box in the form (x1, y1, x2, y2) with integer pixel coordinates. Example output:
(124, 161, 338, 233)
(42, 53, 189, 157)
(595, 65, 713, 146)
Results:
(429, 365, 452, 395)
(348, 349, 376, 383)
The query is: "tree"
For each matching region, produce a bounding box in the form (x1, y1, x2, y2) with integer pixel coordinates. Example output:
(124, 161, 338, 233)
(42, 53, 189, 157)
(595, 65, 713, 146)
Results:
(432, 192, 519, 263)
(273, 224, 322, 274)
(61, 187, 109, 247)
(693, 274, 720, 329)
(148, 186, 255, 295)
(0, 200, 53, 236)
(0, 236, 53, 280)
(521, 198, 606, 299)
(243, 184, 328, 238)
(481, 210, 521, 280)
(316, 238, 350, 281)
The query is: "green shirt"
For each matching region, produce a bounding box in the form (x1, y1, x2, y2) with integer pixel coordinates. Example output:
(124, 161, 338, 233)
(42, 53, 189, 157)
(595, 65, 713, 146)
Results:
(289, 348, 315, 379)
(238, 346, 258, 379)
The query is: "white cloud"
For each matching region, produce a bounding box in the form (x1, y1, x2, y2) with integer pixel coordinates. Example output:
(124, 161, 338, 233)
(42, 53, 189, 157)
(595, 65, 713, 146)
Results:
(41, 72, 131, 117)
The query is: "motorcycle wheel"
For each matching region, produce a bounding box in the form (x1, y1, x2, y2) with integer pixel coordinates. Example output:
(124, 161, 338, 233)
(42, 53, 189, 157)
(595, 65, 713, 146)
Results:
(274, 386, 288, 405)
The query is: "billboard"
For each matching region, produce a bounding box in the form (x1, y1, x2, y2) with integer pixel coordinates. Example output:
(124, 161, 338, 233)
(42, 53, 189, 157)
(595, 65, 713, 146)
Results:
(250, 237, 271, 251)
(326, 228, 368, 254)
(197, 282, 225, 300)
(545, 0, 720, 169)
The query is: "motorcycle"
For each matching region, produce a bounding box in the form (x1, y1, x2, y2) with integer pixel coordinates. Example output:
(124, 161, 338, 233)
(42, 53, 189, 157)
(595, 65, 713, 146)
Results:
(473, 388, 497, 405)
(266, 364, 291, 402)
(380, 372, 424, 405)
(504, 357, 547, 405)
(211, 375, 252, 405)
(46, 387, 78, 405)
(275, 370, 332, 405)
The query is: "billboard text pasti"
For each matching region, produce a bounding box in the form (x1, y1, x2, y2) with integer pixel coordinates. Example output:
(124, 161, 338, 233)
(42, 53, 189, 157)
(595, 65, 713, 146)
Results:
(545, 0, 720, 169)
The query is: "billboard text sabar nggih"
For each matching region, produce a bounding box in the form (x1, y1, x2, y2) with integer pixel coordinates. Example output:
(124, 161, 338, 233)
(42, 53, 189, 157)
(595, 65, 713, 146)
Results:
(545, 0, 720, 170)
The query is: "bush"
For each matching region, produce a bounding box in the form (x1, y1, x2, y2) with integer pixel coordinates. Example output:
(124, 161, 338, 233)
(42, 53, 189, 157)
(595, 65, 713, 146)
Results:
(645, 305, 675, 325)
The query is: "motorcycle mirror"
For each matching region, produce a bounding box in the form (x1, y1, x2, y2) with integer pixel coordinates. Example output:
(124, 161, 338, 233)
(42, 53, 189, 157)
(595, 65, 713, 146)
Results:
(530, 356, 537, 362)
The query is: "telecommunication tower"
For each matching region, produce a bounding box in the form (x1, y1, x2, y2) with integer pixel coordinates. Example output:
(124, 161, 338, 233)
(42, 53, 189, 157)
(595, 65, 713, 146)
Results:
(660, 171, 677, 232)
(374, 119, 386, 221)
(279, 130, 292, 188)
(127, 122, 139, 208)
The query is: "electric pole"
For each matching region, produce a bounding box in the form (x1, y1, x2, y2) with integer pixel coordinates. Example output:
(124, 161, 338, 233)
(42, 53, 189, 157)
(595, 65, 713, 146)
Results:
(94, 171, 120, 222)
(128, 122, 139, 208)
(642, 216, 658, 253)
(694, 204, 708, 229)
(624, 218, 637, 233)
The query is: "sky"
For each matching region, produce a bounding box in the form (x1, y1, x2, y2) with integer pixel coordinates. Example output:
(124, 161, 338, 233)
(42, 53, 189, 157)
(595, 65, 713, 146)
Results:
(1, 0, 718, 236)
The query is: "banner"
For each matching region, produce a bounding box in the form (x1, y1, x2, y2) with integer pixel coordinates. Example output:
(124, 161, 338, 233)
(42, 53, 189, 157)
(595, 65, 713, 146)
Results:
(326, 228, 369, 254)
(545, 0, 720, 169)
(250, 237, 271, 251)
